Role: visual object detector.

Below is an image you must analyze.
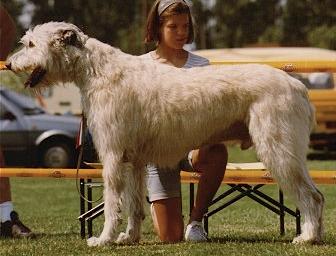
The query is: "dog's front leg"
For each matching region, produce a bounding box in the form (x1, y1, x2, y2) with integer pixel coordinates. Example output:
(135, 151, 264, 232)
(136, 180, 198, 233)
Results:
(116, 215, 143, 244)
(87, 154, 124, 247)
(87, 181, 122, 246)
(116, 164, 146, 244)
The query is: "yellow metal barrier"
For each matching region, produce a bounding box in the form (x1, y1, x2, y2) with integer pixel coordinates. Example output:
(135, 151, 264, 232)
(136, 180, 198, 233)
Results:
(210, 60, 336, 73)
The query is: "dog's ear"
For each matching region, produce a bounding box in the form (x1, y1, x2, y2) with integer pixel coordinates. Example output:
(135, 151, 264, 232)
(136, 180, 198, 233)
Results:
(53, 28, 87, 48)
(59, 29, 84, 48)
(62, 30, 78, 46)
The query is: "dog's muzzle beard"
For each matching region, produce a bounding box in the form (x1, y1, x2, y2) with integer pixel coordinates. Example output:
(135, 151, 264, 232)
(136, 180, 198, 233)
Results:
(6, 63, 47, 88)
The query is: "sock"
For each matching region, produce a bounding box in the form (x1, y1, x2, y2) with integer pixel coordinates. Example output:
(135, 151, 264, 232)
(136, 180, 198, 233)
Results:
(0, 201, 13, 222)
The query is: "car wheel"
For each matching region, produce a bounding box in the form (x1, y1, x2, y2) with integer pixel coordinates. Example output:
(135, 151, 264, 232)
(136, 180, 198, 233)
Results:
(40, 142, 74, 168)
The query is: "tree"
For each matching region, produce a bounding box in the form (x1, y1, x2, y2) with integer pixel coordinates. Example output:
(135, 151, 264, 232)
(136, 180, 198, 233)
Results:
(212, 0, 280, 48)
(3, 0, 147, 54)
(308, 25, 336, 50)
(282, 0, 336, 48)
(190, 0, 213, 49)
(2, 0, 335, 53)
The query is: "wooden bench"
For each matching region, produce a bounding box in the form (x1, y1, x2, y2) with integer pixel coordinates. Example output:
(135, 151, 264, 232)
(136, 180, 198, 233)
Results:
(3, 164, 334, 238)
(181, 162, 335, 236)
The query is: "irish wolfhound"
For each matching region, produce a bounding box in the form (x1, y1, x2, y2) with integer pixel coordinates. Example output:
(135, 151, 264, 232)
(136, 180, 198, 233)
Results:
(6, 22, 324, 245)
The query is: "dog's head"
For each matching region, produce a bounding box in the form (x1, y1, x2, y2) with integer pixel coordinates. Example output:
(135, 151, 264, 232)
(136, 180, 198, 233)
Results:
(6, 22, 89, 88)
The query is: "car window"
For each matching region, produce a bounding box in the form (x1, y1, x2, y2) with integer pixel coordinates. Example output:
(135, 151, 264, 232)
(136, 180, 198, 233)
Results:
(0, 88, 45, 115)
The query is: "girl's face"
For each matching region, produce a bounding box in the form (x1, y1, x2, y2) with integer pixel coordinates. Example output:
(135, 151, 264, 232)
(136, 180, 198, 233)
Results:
(160, 13, 190, 50)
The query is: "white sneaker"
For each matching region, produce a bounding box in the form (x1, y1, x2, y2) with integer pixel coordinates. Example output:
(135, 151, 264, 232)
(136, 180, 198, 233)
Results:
(185, 221, 207, 242)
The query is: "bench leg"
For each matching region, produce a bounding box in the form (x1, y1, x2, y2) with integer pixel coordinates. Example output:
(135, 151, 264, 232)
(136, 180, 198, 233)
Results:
(204, 211, 209, 234)
(296, 209, 301, 235)
(189, 183, 194, 216)
(80, 178, 86, 239)
(279, 189, 285, 235)
(87, 179, 93, 237)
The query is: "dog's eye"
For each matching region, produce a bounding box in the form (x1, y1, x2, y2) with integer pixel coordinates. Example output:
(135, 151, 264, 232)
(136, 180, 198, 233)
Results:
(29, 41, 35, 48)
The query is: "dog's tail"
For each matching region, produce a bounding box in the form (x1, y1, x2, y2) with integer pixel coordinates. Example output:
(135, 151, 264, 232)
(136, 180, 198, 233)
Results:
(308, 98, 316, 134)
(288, 74, 316, 134)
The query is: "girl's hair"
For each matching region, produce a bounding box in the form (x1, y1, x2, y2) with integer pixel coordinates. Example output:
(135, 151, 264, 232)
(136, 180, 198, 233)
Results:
(145, 0, 194, 44)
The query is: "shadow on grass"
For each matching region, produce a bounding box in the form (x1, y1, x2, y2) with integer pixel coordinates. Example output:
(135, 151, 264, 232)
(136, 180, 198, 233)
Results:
(208, 235, 291, 244)
(208, 235, 336, 246)
(28, 232, 161, 246)
(18, 232, 336, 248)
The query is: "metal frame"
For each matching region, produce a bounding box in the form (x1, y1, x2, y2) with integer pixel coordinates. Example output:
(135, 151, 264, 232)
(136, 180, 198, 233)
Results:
(78, 180, 302, 238)
(189, 183, 301, 235)
(78, 179, 104, 238)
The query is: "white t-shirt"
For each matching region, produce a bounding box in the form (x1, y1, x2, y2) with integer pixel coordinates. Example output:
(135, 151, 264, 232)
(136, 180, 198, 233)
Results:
(140, 50, 209, 68)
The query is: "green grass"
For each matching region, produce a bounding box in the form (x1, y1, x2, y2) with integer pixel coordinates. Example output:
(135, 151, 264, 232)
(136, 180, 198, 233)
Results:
(1, 146, 335, 256)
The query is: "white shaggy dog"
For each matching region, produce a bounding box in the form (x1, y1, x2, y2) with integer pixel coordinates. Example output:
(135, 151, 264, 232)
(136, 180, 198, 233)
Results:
(6, 22, 324, 245)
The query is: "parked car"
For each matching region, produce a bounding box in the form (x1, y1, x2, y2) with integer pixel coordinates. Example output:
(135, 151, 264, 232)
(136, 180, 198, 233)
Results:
(0, 86, 80, 168)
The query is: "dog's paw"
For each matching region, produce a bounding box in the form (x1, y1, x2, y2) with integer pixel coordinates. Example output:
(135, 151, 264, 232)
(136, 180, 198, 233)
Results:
(292, 235, 306, 244)
(292, 235, 320, 245)
(87, 236, 111, 247)
(116, 232, 139, 244)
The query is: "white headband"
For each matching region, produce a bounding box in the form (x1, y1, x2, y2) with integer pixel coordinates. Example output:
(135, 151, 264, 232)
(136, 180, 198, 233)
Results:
(157, 0, 190, 16)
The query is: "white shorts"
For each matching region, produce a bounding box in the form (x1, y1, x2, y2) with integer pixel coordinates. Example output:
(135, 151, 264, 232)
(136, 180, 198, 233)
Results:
(146, 151, 194, 202)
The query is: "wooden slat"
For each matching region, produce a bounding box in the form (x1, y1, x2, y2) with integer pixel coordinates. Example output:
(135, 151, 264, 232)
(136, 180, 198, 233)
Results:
(0, 168, 102, 179)
(1, 167, 335, 184)
(180, 170, 336, 185)
(181, 170, 275, 184)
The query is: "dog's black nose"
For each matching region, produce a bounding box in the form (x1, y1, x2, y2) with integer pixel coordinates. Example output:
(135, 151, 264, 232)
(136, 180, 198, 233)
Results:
(5, 63, 12, 70)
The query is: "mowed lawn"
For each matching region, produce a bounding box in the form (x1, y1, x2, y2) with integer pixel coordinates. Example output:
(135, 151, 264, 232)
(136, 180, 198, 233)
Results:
(0, 146, 335, 256)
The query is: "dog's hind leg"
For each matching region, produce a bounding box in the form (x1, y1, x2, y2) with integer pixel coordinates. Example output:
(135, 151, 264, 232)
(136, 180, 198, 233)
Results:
(87, 153, 125, 247)
(116, 163, 146, 244)
(249, 99, 324, 244)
